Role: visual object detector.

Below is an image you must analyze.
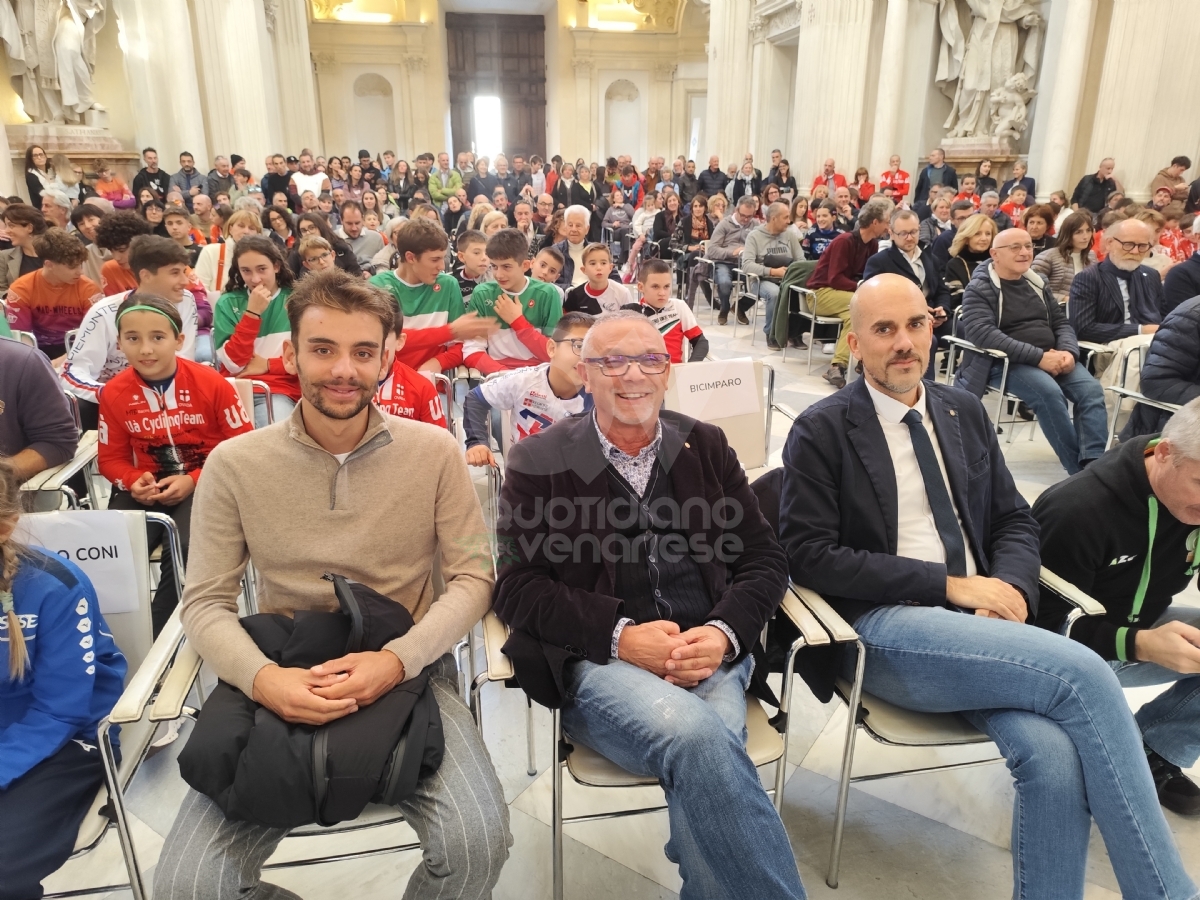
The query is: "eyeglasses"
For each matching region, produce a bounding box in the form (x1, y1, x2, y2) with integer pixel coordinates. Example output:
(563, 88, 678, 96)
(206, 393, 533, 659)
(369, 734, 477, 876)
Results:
(304, 251, 332, 264)
(892, 229, 920, 239)
(1111, 240, 1153, 253)
(562, 338, 585, 354)
(994, 243, 1034, 252)
(583, 353, 671, 376)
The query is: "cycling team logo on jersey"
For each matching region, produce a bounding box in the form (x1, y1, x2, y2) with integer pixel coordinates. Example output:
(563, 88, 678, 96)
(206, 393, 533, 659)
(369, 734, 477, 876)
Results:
(515, 407, 555, 440)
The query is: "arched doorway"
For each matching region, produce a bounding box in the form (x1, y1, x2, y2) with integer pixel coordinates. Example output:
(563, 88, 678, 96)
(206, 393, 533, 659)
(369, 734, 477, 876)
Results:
(605, 79, 642, 161)
(353, 73, 397, 158)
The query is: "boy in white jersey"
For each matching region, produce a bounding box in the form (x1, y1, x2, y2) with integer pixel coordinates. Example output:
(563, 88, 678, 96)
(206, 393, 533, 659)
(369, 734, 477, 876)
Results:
(464, 311, 593, 467)
(562, 243, 631, 315)
(62, 236, 200, 430)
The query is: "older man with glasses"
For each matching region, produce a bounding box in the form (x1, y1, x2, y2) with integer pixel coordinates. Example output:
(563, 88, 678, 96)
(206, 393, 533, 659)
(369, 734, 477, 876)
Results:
(1068, 218, 1164, 351)
(493, 310, 806, 899)
(955, 227, 1108, 474)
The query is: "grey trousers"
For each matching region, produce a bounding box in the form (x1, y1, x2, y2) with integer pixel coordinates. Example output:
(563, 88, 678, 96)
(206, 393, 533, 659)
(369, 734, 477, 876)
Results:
(153, 655, 512, 900)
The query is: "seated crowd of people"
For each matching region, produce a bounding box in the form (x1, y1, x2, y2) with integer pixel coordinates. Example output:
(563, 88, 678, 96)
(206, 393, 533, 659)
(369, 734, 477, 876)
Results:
(1, 140, 1200, 900)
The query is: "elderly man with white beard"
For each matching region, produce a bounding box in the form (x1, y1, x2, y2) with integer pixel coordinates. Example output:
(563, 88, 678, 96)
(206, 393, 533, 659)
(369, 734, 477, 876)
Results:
(1068, 218, 1165, 347)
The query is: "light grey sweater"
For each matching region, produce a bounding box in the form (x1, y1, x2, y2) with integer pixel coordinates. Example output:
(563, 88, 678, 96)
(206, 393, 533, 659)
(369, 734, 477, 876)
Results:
(740, 224, 806, 276)
(180, 403, 494, 696)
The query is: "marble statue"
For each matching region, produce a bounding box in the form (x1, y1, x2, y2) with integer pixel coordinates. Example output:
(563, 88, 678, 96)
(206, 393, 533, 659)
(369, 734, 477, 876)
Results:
(0, 0, 106, 124)
(935, 0, 1042, 140)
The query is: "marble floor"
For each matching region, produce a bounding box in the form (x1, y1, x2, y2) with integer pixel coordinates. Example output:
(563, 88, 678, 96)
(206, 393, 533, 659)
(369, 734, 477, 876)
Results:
(45, 313, 1200, 900)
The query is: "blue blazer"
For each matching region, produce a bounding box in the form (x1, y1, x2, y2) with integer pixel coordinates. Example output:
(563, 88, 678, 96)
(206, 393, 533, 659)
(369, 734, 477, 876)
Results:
(779, 378, 1040, 648)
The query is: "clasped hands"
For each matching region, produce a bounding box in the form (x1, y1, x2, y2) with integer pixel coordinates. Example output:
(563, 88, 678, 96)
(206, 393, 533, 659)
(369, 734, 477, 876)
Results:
(617, 621, 730, 688)
(947, 575, 1028, 622)
(251, 650, 405, 726)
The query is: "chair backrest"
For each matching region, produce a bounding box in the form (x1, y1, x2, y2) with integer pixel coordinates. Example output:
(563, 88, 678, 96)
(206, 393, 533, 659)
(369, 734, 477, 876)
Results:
(664, 357, 771, 469)
(228, 378, 257, 427)
(16, 509, 155, 678)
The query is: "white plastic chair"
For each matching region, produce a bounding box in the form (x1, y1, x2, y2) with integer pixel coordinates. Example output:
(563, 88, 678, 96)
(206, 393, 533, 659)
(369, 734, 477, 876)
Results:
(19, 509, 184, 900)
(21, 430, 101, 509)
(791, 569, 1106, 888)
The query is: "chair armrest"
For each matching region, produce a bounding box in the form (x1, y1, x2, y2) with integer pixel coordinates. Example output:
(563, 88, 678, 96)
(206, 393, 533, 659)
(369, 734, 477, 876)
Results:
(1104, 385, 1181, 412)
(150, 639, 202, 722)
(942, 336, 1008, 360)
(1039, 566, 1106, 618)
(790, 583, 859, 643)
(1078, 341, 1107, 355)
(22, 431, 99, 492)
(481, 610, 514, 682)
(108, 608, 186, 724)
(778, 588, 831, 647)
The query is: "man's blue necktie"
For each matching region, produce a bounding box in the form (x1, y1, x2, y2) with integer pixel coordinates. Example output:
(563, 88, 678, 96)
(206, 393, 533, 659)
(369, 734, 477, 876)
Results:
(902, 409, 968, 577)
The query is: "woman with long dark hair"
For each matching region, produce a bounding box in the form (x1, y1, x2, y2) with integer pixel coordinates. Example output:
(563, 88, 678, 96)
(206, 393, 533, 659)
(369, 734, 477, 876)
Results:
(671, 193, 717, 309)
(1032, 211, 1096, 302)
(345, 164, 367, 203)
(287, 212, 362, 279)
(442, 193, 466, 233)
(214, 235, 299, 426)
(651, 191, 682, 258)
(262, 205, 295, 250)
(24, 145, 53, 210)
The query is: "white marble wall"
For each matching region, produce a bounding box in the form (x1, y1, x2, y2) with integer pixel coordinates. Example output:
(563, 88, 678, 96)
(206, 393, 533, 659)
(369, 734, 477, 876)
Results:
(737, 0, 1200, 200)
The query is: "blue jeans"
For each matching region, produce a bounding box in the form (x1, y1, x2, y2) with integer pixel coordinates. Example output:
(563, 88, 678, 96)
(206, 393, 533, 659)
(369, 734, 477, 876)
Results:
(851, 605, 1197, 900)
(252, 392, 297, 429)
(192, 333, 214, 365)
(562, 656, 805, 900)
(714, 263, 735, 315)
(753, 280, 781, 338)
(987, 360, 1107, 475)
(1111, 606, 1200, 770)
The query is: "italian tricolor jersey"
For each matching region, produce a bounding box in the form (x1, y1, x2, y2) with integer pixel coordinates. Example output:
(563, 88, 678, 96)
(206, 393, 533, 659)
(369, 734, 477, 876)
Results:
(369, 271, 464, 369)
(374, 360, 447, 429)
(212, 287, 300, 399)
(637, 298, 703, 364)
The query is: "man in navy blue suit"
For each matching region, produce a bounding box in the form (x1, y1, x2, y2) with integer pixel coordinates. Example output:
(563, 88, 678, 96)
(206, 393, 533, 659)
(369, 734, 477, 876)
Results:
(778, 274, 1195, 899)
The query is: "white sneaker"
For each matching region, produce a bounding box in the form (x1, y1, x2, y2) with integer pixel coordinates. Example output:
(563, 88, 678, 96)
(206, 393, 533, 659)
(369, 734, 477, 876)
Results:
(821, 343, 836, 355)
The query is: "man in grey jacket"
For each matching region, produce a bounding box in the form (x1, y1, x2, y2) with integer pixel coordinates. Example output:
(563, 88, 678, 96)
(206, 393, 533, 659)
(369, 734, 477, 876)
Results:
(740, 202, 805, 348)
(707, 195, 758, 324)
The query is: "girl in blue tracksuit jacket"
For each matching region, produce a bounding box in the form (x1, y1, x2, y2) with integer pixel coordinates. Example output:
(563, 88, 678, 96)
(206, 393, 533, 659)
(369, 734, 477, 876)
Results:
(0, 458, 127, 900)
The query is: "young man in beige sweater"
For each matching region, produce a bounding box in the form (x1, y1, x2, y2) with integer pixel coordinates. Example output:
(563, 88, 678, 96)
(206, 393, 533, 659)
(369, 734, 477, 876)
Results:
(155, 269, 511, 900)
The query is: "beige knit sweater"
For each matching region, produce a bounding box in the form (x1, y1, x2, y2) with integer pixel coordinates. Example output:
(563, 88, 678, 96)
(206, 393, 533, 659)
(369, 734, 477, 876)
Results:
(180, 403, 494, 697)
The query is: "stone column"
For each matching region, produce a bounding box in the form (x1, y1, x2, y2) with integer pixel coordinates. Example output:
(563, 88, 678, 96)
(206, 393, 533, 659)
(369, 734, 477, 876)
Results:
(1031, 0, 1095, 202)
(1086, 0, 1200, 201)
(190, 0, 279, 168)
(313, 52, 344, 158)
(572, 57, 596, 162)
(703, 0, 753, 166)
(270, 0, 321, 154)
(113, 0, 209, 165)
(789, 0, 878, 192)
(867, 0, 910, 178)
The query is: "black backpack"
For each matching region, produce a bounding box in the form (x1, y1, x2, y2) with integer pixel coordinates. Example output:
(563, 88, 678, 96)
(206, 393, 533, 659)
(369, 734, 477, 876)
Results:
(178, 574, 444, 828)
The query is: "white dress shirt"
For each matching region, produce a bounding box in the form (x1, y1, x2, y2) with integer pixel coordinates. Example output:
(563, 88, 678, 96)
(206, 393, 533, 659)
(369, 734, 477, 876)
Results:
(864, 379, 977, 576)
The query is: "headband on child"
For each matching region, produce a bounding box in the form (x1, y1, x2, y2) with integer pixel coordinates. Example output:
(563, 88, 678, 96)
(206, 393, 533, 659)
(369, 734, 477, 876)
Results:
(115, 304, 181, 334)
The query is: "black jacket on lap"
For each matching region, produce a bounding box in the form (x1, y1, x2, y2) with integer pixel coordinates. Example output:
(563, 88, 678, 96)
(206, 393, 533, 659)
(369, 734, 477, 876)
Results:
(1122, 295, 1200, 438)
(178, 575, 443, 828)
